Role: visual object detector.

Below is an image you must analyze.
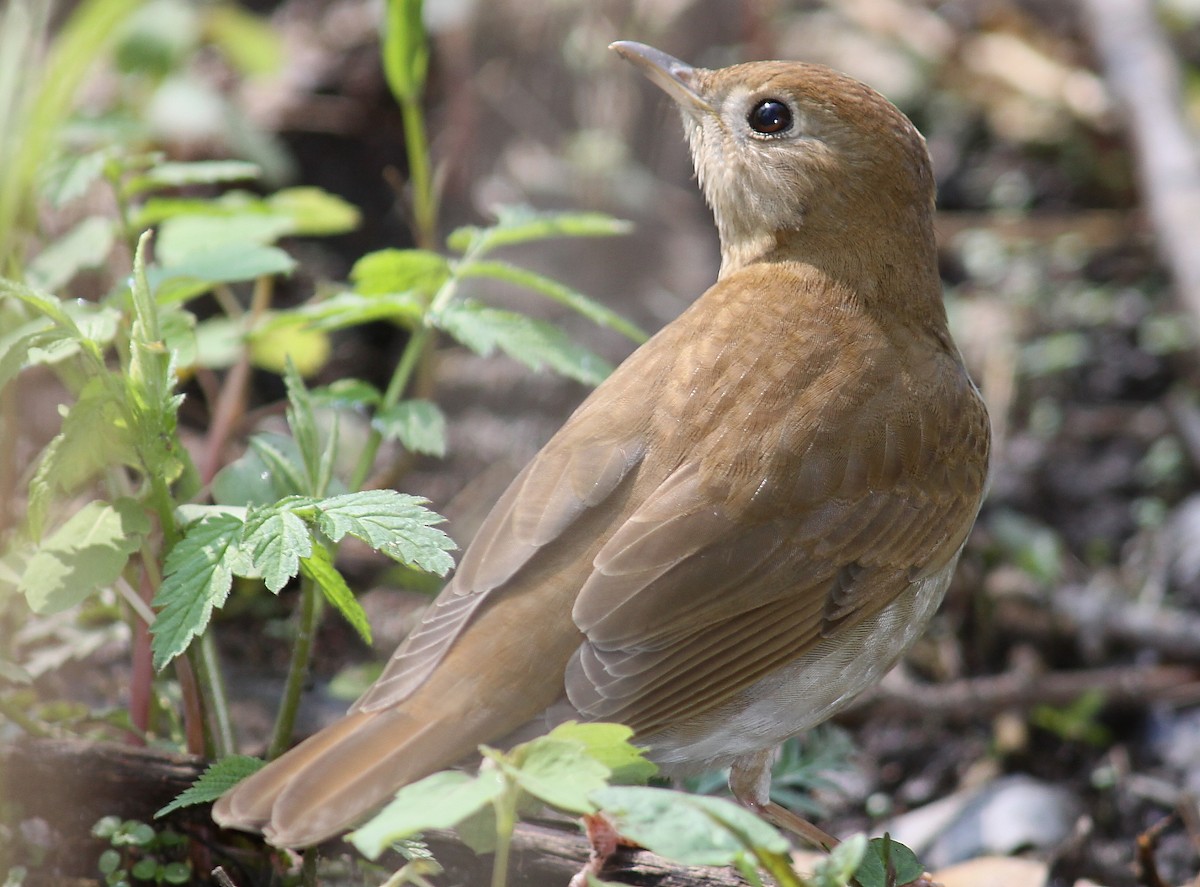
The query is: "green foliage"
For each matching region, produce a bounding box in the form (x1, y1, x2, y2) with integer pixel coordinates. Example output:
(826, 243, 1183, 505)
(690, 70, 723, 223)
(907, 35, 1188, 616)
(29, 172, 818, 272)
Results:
(1030, 689, 1112, 746)
(986, 510, 1065, 586)
(91, 817, 190, 886)
(154, 755, 265, 817)
(686, 726, 855, 818)
(350, 722, 925, 887)
(855, 836, 924, 887)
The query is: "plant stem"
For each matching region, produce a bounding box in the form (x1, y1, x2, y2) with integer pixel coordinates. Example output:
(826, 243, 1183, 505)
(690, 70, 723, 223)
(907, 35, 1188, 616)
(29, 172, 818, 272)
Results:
(196, 632, 235, 756)
(267, 573, 321, 760)
(348, 324, 431, 491)
(400, 95, 437, 251)
(490, 791, 517, 887)
(300, 849, 318, 887)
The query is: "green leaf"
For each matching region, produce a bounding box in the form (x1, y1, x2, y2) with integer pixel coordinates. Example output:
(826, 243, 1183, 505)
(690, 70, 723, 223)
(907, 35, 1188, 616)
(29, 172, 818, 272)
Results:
(26, 215, 115, 292)
(308, 490, 456, 575)
(350, 768, 504, 860)
(267, 187, 360, 236)
(241, 503, 312, 592)
(811, 833, 866, 887)
(40, 147, 111, 207)
(19, 499, 149, 614)
(545, 722, 657, 784)
(853, 835, 924, 887)
(0, 314, 55, 392)
(205, 4, 283, 77)
(245, 433, 309, 499)
(381, 0, 427, 103)
(193, 315, 244, 370)
(155, 213, 294, 266)
(447, 207, 633, 255)
(301, 543, 371, 645)
(372, 399, 446, 457)
(311, 378, 382, 410)
(436, 300, 611, 385)
(28, 376, 139, 534)
(350, 248, 449, 296)
(175, 240, 296, 283)
(98, 849, 121, 875)
(283, 359, 321, 494)
(130, 858, 157, 881)
(591, 786, 788, 867)
(161, 862, 191, 885)
(123, 160, 260, 197)
(508, 737, 611, 814)
(0, 278, 96, 355)
(155, 755, 265, 818)
(460, 259, 646, 343)
(151, 512, 246, 670)
(274, 291, 425, 331)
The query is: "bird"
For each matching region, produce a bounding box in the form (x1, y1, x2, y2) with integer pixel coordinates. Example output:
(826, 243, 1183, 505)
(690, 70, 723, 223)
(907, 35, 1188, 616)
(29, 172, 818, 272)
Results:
(214, 40, 990, 851)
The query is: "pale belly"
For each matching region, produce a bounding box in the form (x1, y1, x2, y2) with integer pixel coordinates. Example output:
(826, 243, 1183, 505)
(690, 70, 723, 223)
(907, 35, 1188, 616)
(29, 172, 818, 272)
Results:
(640, 557, 957, 772)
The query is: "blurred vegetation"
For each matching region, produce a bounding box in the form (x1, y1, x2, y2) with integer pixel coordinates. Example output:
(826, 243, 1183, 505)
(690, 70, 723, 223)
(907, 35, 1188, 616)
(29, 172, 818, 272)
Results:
(2, 0, 1200, 885)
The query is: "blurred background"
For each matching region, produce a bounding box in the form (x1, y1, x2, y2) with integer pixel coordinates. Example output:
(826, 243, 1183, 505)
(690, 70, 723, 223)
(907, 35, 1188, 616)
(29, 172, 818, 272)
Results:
(6, 1, 1200, 885)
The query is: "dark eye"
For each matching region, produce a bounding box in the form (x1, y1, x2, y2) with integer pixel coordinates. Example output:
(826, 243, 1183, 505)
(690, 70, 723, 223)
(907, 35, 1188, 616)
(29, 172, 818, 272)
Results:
(748, 99, 792, 135)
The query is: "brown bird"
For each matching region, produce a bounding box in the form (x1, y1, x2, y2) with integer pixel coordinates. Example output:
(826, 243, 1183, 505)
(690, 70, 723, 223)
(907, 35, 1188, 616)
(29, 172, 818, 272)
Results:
(214, 41, 990, 849)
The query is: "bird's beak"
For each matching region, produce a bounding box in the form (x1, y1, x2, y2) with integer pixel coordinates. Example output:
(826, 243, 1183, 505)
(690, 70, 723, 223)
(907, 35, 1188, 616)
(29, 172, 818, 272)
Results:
(610, 41, 714, 115)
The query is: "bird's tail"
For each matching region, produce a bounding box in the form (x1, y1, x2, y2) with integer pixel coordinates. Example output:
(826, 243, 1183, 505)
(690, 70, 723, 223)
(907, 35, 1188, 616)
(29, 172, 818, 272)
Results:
(212, 703, 486, 848)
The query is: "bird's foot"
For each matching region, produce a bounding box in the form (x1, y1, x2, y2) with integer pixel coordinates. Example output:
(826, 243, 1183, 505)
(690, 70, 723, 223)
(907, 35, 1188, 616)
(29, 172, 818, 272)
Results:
(568, 812, 625, 887)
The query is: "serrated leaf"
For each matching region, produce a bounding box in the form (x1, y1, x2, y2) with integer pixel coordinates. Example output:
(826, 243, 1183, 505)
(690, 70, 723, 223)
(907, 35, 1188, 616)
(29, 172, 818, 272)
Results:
(301, 542, 370, 644)
(351, 768, 504, 860)
(275, 291, 425, 331)
(545, 722, 657, 784)
(309, 490, 455, 575)
(26, 216, 115, 292)
(853, 835, 923, 887)
(123, 159, 260, 197)
(372, 399, 445, 457)
(241, 504, 312, 592)
(20, 499, 149, 614)
(155, 755, 265, 817)
(591, 786, 788, 867)
(508, 737, 610, 814)
(447, 207, 633, 255)
(350, 248, 449, 296)
(381, 0, 427, 103)
(0, 315, 55, 392)
(28, 376, 138, 533)
(282, 359, 320, 493)
(436, 300, 611, 385)
(151, 512, 246, 669)
(461, 259, 646, 343)
(0, 278, 93, 348)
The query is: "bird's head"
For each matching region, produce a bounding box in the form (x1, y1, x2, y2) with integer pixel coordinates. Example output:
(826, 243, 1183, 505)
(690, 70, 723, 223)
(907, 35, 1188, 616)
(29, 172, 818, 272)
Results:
(612, 42, 937, 280)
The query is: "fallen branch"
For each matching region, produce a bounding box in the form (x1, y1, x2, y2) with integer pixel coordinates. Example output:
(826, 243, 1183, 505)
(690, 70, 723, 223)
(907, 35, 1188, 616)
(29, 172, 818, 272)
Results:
(850, 662, 1199, 722)
(0, 737, 747, 886)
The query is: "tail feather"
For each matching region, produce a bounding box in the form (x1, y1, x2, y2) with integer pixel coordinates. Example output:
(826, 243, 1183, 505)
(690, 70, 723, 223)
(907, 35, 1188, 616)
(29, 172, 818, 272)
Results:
(213, 705, 503, 847)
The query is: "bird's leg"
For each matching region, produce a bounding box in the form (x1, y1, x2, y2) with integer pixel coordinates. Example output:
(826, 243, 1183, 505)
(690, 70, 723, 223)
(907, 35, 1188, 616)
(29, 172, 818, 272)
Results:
(568, 812, 624, 887)
(729, 749, 839, 851)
